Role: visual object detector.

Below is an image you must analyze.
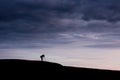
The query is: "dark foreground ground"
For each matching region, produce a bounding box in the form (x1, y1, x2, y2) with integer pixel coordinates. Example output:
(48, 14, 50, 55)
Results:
(0, 59, 120, 80)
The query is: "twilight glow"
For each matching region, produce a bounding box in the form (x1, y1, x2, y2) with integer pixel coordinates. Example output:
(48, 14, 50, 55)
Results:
(0, 0, 120, 70)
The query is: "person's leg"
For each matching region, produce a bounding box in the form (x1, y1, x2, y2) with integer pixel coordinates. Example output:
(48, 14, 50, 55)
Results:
(41, 57, 43, 61)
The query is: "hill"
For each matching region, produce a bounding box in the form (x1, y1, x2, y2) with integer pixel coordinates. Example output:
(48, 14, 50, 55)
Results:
(0, 59, 120, 79)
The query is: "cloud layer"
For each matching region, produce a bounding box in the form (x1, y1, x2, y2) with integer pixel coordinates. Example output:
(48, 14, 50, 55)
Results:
(0, 0, 120, 49)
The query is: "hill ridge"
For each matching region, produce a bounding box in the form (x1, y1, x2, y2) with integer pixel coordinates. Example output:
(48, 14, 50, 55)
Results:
(0, 59, 120, 79)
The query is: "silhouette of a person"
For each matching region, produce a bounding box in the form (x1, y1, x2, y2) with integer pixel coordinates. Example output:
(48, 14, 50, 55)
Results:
(40, 54, 45, 61)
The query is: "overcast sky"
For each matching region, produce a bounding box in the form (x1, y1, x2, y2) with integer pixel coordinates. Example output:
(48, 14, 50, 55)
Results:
(0, 0, 120, 70)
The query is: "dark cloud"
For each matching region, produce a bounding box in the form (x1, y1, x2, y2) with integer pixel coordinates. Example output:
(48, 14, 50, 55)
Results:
(81, 0, 120, 21)
(0, 0, 120, 49)
(1, 0, 120, 22)
(0, 0, 77, 21)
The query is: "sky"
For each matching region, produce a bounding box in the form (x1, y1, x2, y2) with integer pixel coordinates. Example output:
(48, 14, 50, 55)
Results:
(0, 0, 120, 70)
